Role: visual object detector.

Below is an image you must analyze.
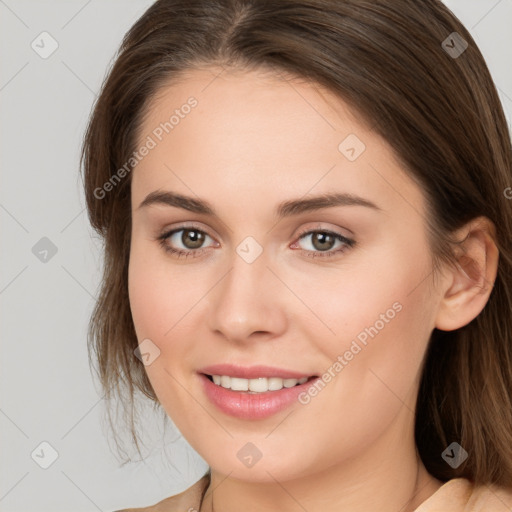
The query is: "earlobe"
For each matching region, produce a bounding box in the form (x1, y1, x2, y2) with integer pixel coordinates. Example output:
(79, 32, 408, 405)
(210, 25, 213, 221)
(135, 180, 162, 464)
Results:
(434, 217, 499, 332)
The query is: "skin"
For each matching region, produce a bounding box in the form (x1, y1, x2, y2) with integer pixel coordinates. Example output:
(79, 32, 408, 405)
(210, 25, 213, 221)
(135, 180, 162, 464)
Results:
(127, 66, 499, 512)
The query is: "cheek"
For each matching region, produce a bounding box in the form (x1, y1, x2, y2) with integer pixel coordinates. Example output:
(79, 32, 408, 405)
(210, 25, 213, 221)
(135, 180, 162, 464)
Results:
(128, 254, 169, 343)
(127, 238, 220, 406)
(128, 230, 182, 336)
(360, 279, 435, 397)
(128, 236, 202, 343)
(127, 247, 200, 408)
(296, 244, 431, 354)
(305, 240, 435, 399)
(293, 276, 434, 467)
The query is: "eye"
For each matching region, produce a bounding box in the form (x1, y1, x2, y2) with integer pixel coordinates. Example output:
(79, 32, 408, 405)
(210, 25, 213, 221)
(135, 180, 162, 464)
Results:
(157, 226, 216, 258)
(292, 229, 355, 259)
(157, 225, 356, 260)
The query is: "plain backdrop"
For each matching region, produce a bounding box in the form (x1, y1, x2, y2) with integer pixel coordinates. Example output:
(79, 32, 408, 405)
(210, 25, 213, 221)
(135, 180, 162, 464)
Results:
(1, 1, 511, 511)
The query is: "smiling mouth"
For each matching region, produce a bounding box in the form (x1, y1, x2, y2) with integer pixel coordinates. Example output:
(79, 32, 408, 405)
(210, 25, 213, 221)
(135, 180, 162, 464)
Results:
(203, 374, 318, 393)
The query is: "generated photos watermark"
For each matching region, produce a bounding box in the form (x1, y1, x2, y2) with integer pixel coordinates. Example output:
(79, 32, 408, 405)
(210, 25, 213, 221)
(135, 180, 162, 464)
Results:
(93, 96, 198, 200)
(298, 301, 403, 404)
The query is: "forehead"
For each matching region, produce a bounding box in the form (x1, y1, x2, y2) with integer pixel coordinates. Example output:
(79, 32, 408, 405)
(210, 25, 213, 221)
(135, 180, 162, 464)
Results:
(140, 65, 367, 146)
(131, 66, 424, 222)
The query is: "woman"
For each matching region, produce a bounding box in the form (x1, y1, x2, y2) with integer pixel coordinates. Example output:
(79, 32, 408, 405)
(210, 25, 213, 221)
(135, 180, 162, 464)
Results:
(81, 0, 512, 510)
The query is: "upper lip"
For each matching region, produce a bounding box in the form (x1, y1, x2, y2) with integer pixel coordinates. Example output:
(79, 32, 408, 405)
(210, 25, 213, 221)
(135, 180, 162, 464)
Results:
(198, 364, 317, 380)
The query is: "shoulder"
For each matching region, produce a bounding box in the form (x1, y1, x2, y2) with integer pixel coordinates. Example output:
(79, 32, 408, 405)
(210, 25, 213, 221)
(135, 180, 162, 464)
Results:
(415, 478, 512, 512)
(466, 481, 512, 511)
(114, 473, 210, 512)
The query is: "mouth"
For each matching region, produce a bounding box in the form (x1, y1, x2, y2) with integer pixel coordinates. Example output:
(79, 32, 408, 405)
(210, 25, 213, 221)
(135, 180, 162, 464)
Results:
(202, 373, 318, 394)
(198, 369, 320, 420)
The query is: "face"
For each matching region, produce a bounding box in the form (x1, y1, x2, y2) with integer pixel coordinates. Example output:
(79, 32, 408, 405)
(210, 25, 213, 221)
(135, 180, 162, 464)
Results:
(128, 66, 442, 482)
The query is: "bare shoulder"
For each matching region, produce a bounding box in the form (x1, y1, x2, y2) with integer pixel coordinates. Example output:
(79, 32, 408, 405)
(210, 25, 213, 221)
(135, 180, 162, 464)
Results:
(468, 481, 512, 511)
(414, 478, 512, 512)
(114, 473, 210, 512)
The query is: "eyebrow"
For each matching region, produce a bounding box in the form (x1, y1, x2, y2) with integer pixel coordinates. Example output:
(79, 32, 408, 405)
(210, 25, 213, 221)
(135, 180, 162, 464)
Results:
(137, 190, 383, 218)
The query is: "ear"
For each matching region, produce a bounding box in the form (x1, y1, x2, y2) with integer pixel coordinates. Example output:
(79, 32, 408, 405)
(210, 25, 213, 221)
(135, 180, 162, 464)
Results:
(434, 216, 499, 332)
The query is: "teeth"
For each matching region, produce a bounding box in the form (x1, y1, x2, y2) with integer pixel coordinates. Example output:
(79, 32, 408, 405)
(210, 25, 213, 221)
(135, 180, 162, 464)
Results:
(209, 375, 309, 393)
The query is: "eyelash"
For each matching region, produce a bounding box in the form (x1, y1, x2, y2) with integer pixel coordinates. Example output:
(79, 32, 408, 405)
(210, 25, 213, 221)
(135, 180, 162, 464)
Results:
(157, 225, 356, 260)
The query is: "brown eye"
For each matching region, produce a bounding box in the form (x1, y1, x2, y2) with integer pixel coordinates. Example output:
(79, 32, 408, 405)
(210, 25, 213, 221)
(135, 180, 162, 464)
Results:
(294, 230, 356, 259)
(158, 227, 215, 257)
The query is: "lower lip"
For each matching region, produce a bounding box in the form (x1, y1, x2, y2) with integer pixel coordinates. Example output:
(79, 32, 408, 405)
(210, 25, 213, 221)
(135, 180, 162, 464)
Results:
(199, 373, 319, 420)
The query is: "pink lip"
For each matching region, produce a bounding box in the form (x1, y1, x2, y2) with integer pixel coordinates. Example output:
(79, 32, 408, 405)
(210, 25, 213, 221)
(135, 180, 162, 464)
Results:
(197, 363, 316, 380)
(198, 372, 320, 420)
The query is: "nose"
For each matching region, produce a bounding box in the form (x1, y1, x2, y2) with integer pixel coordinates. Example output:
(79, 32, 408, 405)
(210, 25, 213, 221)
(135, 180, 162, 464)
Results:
(206, 246, 288, 344)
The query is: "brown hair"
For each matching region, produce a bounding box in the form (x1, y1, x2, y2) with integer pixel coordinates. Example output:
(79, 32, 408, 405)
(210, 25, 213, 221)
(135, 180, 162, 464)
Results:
(81, 0, 512, 485)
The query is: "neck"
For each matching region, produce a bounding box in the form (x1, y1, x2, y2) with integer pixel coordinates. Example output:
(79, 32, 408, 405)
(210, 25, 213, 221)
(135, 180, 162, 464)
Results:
(200, 405, 443, 512)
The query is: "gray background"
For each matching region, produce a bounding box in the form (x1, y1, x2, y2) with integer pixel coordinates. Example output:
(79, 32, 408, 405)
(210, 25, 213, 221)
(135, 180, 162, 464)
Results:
(1, 1, 511, 511)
